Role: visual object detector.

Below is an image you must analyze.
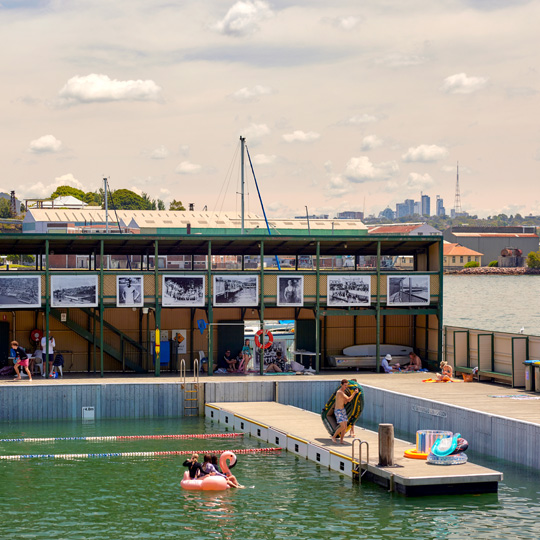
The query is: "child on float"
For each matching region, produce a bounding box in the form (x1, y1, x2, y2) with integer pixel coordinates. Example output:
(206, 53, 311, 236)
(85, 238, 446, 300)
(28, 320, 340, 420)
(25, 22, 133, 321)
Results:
(204, 454, 242, 488)
(182, 453, 207, 479)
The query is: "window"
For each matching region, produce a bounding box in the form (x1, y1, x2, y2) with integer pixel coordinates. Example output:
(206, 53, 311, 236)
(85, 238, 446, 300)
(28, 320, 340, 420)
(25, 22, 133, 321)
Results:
(452, 256, 455, 263)
(468, 256, 471, 262)
(444, 257, 447, 263)
(460, 256, 463, 263)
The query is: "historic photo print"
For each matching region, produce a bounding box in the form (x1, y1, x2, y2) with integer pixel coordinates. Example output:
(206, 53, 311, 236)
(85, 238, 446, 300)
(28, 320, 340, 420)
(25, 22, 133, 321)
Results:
(277, 276, 304, 307)
(0, 275, 41, 308)
(116, 276, 143, 307)
(162, 275, 205, 307)
(327, 275, 371, 306)
(213, 275, 258, 307)
(387, 275, 430, 306)
(51, 275, 98, 307)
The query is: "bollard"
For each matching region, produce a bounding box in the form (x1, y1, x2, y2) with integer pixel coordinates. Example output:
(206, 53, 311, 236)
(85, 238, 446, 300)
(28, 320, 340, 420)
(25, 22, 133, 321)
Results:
(378, 423, 394, 466)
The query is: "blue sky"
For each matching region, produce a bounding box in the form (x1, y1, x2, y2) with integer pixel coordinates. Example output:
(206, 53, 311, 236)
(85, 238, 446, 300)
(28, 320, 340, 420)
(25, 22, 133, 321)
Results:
(1, 0, 539, 218)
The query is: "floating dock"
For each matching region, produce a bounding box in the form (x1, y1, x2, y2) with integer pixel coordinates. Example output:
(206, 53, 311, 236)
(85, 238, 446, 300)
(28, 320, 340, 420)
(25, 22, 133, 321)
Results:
(206, 401, 503, 497)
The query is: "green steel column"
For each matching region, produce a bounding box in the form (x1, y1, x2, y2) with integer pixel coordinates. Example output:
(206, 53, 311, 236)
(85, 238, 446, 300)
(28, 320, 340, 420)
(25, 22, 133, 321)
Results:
(438, 237, 444, 365)
(45, 240, 50, 377)
(375, 240, 381, 372)
(99, 239, 104, 377)
(259, 240, 265, 375)
(154, 240, 161, 376)
(315, 241, 320, 373)
(207, 241, 214, 376)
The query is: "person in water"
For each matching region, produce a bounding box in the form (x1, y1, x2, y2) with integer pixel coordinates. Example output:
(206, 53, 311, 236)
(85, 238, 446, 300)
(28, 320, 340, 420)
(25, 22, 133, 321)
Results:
(202, 455, 242, 488)
(332, 379, 359, 444)
(182, 453, 207, 479)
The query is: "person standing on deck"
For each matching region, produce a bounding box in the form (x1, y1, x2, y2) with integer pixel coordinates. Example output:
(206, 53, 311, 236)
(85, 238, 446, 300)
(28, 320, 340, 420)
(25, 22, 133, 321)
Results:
(40, 333, 55, 377)
(332, 379, 359, 444)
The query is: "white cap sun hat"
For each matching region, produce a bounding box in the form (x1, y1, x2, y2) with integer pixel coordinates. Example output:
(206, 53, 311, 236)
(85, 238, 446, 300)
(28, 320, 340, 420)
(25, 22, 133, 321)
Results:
(385, 354, 392, 361)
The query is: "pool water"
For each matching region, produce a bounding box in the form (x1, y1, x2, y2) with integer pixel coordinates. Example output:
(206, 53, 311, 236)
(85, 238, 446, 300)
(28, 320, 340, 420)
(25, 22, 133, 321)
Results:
(1, 418, 539, 540)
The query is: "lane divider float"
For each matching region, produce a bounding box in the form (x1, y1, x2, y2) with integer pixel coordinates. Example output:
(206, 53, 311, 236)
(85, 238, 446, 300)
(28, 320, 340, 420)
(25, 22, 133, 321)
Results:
(0, 433, 244, 443)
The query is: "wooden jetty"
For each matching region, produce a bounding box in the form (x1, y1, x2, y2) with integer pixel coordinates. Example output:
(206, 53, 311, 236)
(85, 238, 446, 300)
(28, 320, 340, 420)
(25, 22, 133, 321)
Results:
(206, 400, 503, 497)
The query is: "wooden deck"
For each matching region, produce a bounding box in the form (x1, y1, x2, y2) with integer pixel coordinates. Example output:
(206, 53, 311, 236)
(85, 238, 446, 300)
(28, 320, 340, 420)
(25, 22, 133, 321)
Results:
(206, 400, 502, 496)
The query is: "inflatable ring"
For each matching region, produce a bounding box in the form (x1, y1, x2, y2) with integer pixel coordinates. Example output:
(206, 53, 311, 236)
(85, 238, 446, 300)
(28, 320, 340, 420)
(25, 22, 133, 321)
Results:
(404, 449, 428, 460)
(30, 329, 43, 343)
(254, 329, 273, 349)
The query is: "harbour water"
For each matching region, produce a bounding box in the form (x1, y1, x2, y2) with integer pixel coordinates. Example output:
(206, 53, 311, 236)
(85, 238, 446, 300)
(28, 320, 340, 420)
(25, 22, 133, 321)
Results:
(1, 417, 540, 540)
(443, 274, 540, 336)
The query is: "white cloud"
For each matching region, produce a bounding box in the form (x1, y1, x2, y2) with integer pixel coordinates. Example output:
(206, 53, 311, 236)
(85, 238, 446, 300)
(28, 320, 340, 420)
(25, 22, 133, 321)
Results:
(28, 134, 63, 154)
(324, 16, 360, 30)
(150, 146, 170, 160)
(282, 130, 320, 143)
(252, 153, 277, 165)
(441, 73, 487, 94)
(326, 175, 353, 198)
(22, 173, 85, 199)
(405, 172, 435, 191)
(212, 1, 273, 37)
(342, 114, 378, 125)
(230, 85, 273, 101)
(361, 135, 383, 151)
(57, 74, 162, 106)
(241, 123, 270, 144)
(402, 144, 448, 162)
(174, 161, 202, 174)
(344, 156, 399, 182)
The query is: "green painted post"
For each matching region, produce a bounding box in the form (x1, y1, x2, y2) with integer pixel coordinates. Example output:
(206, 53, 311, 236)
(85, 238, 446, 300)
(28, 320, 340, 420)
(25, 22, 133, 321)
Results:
(375, 240, 381, 372)
(207, 241, 213, 376)
(99, 239, 104, 377)
(259, 241, 265, 374)
(315, 241, 320, 373)
(45, 239, 50, 377)
(154, 240, 161, 376)
(438, 237, 444, 365)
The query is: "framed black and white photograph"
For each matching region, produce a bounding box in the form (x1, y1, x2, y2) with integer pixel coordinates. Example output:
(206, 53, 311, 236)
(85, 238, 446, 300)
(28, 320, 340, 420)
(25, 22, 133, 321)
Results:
(51, 274, 98, 307)
(327, 275, 371, 306)
(277, 275, 304, 306)
(116, 276, 143, 307)
(387, 275, 430, 306)
(213, 275, 258, 307)
(162, 275, 205, 307)
(0, 275, 41, 308)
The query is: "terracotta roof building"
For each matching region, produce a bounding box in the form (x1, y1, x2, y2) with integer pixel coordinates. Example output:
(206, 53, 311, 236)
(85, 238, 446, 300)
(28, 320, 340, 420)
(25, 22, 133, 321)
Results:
(443, 243, 483, 269)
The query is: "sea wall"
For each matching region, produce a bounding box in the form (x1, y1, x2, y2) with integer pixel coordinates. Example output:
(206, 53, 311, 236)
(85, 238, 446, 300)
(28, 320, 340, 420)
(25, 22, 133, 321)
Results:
(445, 267, 540, 275)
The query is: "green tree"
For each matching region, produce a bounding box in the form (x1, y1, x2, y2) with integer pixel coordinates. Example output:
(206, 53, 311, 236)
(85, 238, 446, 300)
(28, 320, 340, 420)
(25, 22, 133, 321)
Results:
(463, 261, 480, 268)
(526, 251, 540, 269)
(84, 191, 103, 206)
(7, 254, 35, 265)
(108, 189, 148, 210)
(157, 199, 165, 211)
(169, 199, 186, 211)
(50, 185, 85, 201)
(0, 198, 11, 218)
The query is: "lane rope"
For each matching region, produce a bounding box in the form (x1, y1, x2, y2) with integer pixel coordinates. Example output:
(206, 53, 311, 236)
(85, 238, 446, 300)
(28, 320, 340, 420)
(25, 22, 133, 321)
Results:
(0, 433, 244, 443)
(0, 447, 282, 460)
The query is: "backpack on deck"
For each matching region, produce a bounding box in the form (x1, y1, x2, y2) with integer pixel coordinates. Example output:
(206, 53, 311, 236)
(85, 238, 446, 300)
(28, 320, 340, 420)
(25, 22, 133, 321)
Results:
(53, 353, 64, 366)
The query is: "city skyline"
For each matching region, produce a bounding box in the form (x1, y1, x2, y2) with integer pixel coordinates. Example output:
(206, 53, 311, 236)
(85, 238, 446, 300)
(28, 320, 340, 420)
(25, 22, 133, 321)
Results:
(1, 1, 539, 220)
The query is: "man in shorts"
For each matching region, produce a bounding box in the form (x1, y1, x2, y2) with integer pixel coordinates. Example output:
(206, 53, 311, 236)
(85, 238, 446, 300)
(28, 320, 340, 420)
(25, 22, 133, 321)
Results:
(332, 379, 359, 444)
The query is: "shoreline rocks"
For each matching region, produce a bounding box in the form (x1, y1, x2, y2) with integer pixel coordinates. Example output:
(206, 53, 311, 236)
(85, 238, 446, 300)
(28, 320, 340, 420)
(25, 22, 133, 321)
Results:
(445, 267, 540, 275)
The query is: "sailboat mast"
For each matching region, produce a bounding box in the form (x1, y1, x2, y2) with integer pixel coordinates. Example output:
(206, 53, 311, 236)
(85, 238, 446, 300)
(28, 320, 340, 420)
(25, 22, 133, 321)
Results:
(240, 135, 245, 235)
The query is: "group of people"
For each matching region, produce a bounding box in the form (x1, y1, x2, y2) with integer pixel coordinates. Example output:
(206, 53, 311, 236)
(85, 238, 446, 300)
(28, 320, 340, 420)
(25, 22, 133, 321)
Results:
(380, 351, 422, 373)
(11, 334, 57, 381)
(182, 453, 243, 488)
(216, 339, 253, 374)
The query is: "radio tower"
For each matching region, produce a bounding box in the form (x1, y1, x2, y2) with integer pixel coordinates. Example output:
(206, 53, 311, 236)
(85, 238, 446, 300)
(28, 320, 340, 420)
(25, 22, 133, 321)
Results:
(453, 162, 462, 215)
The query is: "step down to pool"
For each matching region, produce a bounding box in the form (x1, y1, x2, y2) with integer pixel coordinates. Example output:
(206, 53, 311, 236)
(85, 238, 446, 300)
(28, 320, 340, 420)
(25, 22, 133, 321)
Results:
(205, 401, 503, 497)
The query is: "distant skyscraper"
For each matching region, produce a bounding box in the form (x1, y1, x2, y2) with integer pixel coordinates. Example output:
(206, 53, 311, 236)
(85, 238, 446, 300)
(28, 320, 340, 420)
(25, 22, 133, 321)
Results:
(421, 193, 430, 216)
(337, 211, 364, 220)
(454, 162, 462, 215)
(414, 201, 421, 215)
(436, 195, 445, 217)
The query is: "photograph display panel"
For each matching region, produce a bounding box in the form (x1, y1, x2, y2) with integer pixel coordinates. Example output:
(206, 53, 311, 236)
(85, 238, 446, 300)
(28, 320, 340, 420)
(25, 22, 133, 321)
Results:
(162, 275, 205, 307)
(0, 275, 41, 308)
(387, 275, 430, 306)
(51, 275, 98, 307)
(213, 275, 258, 307)
(116, 276, 144, 307)
(277, 276, 304, 307)
(327, 275, 371, 306)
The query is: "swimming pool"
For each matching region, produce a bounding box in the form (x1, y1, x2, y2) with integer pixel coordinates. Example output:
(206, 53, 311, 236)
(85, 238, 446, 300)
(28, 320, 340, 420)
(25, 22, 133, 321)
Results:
(1, 417, 539, 539)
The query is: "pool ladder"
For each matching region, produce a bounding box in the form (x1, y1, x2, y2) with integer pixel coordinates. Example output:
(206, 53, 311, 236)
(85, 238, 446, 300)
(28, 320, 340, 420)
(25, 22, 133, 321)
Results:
(352, 439, 370, 484)
(180, 359, 200, 417)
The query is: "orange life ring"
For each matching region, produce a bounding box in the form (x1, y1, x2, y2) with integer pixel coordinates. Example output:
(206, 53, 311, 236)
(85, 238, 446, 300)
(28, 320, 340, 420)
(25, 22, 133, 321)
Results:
(254, 329, 273, 349)
(404, 448, 428, 460)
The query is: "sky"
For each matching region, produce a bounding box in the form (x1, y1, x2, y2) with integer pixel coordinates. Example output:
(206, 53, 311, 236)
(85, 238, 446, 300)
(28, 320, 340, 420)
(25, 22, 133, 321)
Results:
(1, 0, 539, 219)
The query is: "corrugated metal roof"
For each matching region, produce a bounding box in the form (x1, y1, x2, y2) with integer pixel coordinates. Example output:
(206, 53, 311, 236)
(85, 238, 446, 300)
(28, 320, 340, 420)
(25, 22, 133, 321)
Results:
(452, 233, 538, 238)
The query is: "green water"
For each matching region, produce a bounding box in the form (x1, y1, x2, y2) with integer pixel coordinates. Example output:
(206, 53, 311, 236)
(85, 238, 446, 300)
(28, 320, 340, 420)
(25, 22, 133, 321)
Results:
(1, 418, 539, 540)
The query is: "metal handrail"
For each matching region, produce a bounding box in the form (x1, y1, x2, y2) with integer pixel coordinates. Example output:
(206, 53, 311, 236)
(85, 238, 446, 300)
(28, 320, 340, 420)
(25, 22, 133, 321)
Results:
(180, 358, 186, 389)
(193, 359, 199, 388)
(352, 438, 369, 483)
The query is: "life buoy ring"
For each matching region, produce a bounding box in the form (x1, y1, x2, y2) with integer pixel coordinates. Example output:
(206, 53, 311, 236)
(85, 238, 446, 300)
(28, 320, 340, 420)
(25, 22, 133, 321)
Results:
(254, 329, 273, 349)
(30, 329, 43, 343)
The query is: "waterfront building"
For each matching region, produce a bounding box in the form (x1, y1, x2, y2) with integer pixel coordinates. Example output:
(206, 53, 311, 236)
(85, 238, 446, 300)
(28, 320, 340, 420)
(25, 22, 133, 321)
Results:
(443, 243, 483, 269)
(443, 226, 539, 266)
